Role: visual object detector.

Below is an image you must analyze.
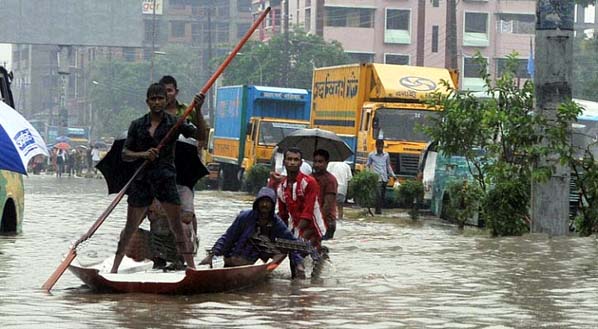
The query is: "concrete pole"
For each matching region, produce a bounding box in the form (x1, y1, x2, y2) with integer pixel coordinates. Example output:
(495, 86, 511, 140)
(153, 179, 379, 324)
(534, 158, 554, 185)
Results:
(445, 0, 458, 70)
(283, 0, 290, 87)
(530, 1, 574, 236)
(150, 0, 156, 81)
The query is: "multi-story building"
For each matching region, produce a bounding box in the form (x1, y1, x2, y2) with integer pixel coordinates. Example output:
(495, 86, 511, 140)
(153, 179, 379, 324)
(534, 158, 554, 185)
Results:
(11, 0, 254, 139)
(278, 0, 540, 90)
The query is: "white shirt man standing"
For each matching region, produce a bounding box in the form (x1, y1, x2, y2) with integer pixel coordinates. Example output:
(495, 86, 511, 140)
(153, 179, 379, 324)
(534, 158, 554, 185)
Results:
(366, 139, 396, 215)
(326, 161, 352, 220)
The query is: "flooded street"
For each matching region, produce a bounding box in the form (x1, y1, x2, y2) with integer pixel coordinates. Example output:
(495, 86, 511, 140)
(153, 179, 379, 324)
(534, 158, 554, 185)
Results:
(1, 175, 598, 328)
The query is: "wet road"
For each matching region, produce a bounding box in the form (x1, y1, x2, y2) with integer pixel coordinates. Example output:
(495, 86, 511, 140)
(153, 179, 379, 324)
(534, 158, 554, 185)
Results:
(1, 175, 598, 328)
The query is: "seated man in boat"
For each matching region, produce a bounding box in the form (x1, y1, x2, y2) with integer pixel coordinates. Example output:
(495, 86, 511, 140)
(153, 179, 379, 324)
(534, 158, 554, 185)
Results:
(110, 83, 203, 273)
(199, 187, 306, 279)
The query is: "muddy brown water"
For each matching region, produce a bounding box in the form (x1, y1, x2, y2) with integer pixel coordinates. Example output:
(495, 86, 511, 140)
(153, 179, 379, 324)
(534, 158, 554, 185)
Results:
(1, 175, 597, 328)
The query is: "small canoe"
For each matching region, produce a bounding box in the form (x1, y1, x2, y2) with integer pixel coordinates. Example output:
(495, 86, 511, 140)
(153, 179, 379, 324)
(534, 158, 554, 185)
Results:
(68, 255, 285, 294)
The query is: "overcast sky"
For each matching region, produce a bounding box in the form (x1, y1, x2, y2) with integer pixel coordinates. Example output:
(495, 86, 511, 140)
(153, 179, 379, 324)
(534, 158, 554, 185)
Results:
(0, 44, 11, 68)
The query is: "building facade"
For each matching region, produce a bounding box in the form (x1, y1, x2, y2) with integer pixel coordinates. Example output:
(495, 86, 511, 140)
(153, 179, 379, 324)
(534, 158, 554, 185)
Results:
(11, 0, 254, 140)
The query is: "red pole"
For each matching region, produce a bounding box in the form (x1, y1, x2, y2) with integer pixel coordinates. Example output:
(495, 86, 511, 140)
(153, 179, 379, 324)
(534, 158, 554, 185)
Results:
(41, 7, 272, 292)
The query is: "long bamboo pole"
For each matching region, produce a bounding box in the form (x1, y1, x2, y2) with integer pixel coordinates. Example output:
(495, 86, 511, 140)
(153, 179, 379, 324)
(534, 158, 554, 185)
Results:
(42, 7, 271, 292)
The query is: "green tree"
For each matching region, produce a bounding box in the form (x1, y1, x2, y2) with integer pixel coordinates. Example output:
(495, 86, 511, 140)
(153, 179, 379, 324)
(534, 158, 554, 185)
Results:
(88, 44, 203, 139)
(218, 29, 352, 89)
(424, 52, 580, 236)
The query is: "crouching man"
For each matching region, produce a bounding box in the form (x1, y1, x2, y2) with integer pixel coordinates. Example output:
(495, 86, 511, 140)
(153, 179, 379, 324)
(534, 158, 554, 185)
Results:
(200, 187, 306, 279)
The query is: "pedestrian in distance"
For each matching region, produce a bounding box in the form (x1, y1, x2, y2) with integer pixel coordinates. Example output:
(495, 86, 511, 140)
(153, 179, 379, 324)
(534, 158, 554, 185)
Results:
(311, 149, 338, 240)
(326, 161, 353, 220)
(110, 83, 203, 273)
(199, 187, 306, 279)
(91, 146, 101, 174)
(366, 139, 397, 215)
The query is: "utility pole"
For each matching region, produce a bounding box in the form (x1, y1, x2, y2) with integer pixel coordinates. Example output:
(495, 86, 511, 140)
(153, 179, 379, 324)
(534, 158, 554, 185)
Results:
(416, 0, 426, 66)
(206, 0, 214, 127)
(530, 1, 575, 236)
(445, 0, 458, 70)
(150, 0, 156, 81)
(283, 0, 289, 87)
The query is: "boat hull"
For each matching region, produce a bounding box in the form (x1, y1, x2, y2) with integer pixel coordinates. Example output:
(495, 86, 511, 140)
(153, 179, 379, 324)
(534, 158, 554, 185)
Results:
(68, 256, 284, 294)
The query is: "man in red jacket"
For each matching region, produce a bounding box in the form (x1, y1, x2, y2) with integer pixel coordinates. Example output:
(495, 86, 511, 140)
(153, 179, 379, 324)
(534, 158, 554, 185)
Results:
(276, 147, 326, 248)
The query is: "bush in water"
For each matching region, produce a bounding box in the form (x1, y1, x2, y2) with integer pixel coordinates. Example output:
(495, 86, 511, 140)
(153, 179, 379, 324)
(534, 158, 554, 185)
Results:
(350, 171, 379, 214)
(244, 164, 271, 195)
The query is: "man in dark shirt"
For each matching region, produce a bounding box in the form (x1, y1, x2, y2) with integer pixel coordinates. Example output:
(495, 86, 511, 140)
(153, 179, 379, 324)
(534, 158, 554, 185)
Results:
(311, 149, 338, 240)
(110, 83, 202, 273)
(199, 187, 306, 279)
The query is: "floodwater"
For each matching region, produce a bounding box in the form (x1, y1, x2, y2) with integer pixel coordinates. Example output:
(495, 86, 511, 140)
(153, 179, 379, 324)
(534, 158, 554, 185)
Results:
(1, 175, 598, 328)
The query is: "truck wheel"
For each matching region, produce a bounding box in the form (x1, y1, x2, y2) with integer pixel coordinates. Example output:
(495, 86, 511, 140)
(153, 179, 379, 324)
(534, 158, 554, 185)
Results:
(237, 169, 245, 191)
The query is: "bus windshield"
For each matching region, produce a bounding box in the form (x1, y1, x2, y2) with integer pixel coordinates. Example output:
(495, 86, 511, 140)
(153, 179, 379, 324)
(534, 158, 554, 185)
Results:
(374, 108, 437, 142)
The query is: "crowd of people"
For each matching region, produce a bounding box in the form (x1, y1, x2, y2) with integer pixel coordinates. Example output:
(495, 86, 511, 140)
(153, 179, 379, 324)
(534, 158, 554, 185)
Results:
(41, 74, 392, 281)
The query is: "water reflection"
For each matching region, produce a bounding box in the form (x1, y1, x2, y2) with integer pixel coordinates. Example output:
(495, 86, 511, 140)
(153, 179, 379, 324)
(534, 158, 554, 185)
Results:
(0, 175, 596, 328)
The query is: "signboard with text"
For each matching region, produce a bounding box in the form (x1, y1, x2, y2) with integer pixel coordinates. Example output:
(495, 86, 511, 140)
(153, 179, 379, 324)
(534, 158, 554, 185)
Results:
(142, 0, 163, 15)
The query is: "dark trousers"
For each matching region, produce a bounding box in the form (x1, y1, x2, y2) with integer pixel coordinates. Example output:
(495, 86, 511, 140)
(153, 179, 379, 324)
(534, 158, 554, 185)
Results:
(375, 181, 387, 214)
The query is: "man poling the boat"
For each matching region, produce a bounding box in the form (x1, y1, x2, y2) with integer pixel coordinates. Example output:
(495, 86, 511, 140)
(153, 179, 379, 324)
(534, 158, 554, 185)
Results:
(200, 187, 307, 279)
(110, 83, 204, 273)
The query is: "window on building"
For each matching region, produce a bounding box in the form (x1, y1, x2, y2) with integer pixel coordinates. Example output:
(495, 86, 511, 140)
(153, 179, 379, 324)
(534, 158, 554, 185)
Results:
(169, 0, 186, 10)
(496, 13, 535, 34)
(237, 23, 250, 39)
(238, 0, 252, 12)
(192, 23, 202, 46)
(432, 0, 439, 8)
(584, 5, 596, 23)
(346, 52, 375, 63)
(123, 48, 136, 62)
(385, 9, 411, 44)
(385, 54, 410, 65)
(171, 21, 186, 38)
(324, 7, 375, 28)
(464, 12, 489, 47)
(144, 20, 160, 43)
(496, 58, 531, 79)
(463, 56, 487, 91)
(305, 8, 311, 31)
(215, 23, 229, 43)
(432, 25, 439, 53)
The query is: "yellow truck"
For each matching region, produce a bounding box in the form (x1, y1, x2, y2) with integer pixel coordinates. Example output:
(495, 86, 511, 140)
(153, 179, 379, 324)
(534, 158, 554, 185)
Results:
(311, 63, 457, 183)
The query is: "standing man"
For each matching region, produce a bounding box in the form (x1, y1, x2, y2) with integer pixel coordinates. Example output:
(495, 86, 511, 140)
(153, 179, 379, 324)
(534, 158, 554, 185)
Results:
(311, 149, 338, 240)
(138, 75, 209, 268)
(91, 146, 101, 174)
(276, 147, 325, 276)
(327, 161, 352, 220)
(366, 139, 396, 215)
(110, 83, 202, 273)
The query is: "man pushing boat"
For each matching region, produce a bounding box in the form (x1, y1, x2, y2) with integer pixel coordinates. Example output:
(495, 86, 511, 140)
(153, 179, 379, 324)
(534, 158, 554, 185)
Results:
(200, 187, 307, 279)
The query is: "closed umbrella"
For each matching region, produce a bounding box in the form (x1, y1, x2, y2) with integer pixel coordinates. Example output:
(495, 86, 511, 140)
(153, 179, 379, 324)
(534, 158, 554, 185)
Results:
(276, 128, 353, 162)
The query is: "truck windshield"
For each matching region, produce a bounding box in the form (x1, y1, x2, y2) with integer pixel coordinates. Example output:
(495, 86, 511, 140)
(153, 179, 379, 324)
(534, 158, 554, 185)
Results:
(374, 109, 437, 141)
(259, 122, 309, 146)
(572, 119, 598, 158)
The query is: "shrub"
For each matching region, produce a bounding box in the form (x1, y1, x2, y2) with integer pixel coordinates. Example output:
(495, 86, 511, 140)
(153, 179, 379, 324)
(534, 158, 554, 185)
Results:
(444, 180, 483, 229)
(244, 164, 271, 194)
(482, 179, 529, 236)
(397, 180, 424, 208)
(349, 171, 379, 213)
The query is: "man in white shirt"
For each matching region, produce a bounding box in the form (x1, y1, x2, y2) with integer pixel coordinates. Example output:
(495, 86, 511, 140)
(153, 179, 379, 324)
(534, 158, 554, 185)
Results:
(366, 139, 396, 215)
(326, 161, 352, 220)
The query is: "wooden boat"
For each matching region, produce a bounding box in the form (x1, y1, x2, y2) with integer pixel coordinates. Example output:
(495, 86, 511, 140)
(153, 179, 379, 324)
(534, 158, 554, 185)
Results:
(68, 255, 285, 294)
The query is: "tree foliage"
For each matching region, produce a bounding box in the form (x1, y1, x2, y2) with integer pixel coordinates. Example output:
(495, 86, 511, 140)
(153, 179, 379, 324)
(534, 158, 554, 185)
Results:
(217, 29, 352, 89)
(424, 52, 580, 236)
(88, 44, 202, 138)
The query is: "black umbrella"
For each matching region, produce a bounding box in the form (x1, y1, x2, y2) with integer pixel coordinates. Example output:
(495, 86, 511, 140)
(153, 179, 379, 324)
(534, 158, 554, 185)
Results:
(96, 138, 209, 194)
(276, 128, 353, 162)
